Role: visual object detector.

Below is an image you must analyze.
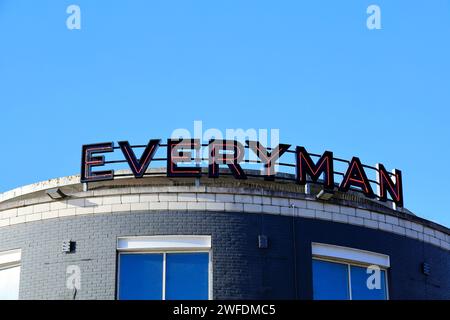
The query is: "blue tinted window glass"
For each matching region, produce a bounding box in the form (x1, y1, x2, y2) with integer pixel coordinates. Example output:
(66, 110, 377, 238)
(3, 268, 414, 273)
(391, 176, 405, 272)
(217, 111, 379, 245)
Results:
(313, 260, 349, 300)
(166, 253, 209, 300)
(350, 266, 387, 300)
(118, 254, 163, 300)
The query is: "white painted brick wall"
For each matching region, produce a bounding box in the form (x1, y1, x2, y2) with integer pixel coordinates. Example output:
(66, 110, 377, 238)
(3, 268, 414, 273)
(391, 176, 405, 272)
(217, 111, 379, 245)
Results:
(332, 213, 349, 224)
(290, 199, 307, 209)
(18, 206, 33, 216)
(102, 196, 122, 205)
(392, 225, 406, 236)
(252, 196, 263, 204)
(215, 194, 234, 203)
(424, 227, 435, 237)
(140, 194, 159, 202)
(315, 210, 332, 221)
(399, 219, 412, 229)
(429, 237, 440, 246)
(435, 231, 446, 241)
(297, 208, 315, 219)
(280, 206, 292, 216)
(411, 223, 424, 233)
(177, 193, 197, 202)
(197, 194, 216, 202)
(340, 206, 356, 216)
(307, 201, 323, 211)
(149, 202, 168, 210)
(26, 213, 42, 222)
(364, 219, 379, 229)
(76, 207, 94, 216)
(10, 216, 26, 225)
(94, 205, 113, 214)
(159, 193, 177, 202)
(272, 198, 289, 206)
(225, 203, 244, 212)
(263, 205, 280, 215)
(371, 212, 385, 222)
(58, 208, 76, 217)
(188, 202, 207, 210)
(42, 211, 58, 220)
(348, 216, 364, 226)
(406, 228, 419, 239)
(50, 201, 67, 211)
(0, 219, 10, 227)
(206, 202, 225, 211)
(33, 203, 50, 213)
(0, 208, 17, 219)
(0, 187, 448, 251)
(243, 204, 262, 213)
(85, 198, 103, 207)
(130, 202, 149, 211)
(356, 209, 371, 219)
(323, 204, 340, 213)
(235, 195, 253, 204)
(121, 195, 139, 204)
(385, 215, 399, 225)
(111, 204, 131, 212)
(379, 222, 394, 232)
(169, 202, 188, 210)
(66, 199, 85, 208)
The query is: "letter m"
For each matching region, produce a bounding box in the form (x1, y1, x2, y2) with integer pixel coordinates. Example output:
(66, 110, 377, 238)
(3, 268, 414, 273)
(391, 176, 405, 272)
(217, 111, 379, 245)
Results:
(296, 146, 334, 190)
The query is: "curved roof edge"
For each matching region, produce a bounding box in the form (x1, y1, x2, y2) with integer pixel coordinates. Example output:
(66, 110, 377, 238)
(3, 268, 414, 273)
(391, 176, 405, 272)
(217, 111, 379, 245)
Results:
(0, 169, 448, 235)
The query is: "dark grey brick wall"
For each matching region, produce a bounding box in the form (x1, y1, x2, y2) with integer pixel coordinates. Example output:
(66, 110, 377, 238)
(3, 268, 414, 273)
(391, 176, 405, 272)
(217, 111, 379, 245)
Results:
(0, 211, 448, 300)
(295, 218, 450, 300)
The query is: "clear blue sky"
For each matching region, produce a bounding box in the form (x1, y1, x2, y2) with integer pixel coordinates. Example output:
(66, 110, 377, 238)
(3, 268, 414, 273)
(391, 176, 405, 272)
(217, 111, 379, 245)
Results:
(0, 1, 449, 227)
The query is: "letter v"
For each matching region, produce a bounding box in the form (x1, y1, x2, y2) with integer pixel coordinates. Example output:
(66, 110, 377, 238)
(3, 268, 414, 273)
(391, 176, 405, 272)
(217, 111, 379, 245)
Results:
(118, 139, 161, 178)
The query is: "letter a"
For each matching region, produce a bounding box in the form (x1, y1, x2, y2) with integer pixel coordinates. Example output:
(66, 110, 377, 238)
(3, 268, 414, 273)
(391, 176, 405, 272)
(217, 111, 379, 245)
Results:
(66, 5, 81, 30)
(367, 5, 381, 30)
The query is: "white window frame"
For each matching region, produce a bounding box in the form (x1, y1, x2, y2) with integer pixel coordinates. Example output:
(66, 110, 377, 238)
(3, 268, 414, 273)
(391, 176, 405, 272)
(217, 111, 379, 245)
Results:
(117, 236, 213, 300)
(0, 249, 21, 300)
(0, 249, 21, 270)
(312, 243, 390, 267)
(312, 243, 389, 300)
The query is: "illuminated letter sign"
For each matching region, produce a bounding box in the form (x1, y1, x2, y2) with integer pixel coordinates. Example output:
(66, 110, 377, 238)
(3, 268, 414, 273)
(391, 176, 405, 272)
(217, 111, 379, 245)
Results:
(247, 141, 291, 180)
(167, 139, 202, 177)
(339, 157, 375, 198)
(208, 140, 247, 179)
(80, 139, 404, 207)
(296, 146, 334, 190)
(119, 140, 160, 178)
(80, 142, 114, 183)
(376, 163, 403, 207)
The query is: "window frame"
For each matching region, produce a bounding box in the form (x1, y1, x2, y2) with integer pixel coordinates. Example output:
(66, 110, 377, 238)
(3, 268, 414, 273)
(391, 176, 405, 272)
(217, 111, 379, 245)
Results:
(116, 236, 213, 300)
(311, 243, 390, 301)
(0, 249, 22, 300)
(0, 261, 21, 272)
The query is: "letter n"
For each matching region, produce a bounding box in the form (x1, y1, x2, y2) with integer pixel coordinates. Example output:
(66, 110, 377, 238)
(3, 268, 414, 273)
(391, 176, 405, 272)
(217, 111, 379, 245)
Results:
(376, 163, 403, 207)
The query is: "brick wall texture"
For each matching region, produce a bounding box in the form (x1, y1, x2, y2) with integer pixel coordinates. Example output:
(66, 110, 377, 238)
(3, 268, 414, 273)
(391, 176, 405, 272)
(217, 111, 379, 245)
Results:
(0, 210, 449, 300)
(0, 180, 449, 300)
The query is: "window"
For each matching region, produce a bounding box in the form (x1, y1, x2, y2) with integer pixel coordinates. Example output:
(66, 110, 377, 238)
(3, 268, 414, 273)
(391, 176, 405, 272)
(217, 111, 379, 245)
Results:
(349, 264, 387, 300)
(165, 253, 209, 300)
(312, 243, 389, 300)
(119, 254, 163, 300)
(117, 236, 211, 300)
(0, 249, 21, 300)
(312, 259, 350, 300)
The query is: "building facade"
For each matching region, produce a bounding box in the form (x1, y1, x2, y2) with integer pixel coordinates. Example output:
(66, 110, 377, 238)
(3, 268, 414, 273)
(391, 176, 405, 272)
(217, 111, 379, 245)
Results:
(0, 170, 449, 300)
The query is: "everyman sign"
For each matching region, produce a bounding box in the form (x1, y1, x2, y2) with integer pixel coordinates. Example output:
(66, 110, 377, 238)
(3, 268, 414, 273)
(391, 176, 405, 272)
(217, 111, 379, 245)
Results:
(80, 139, 403, 207)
